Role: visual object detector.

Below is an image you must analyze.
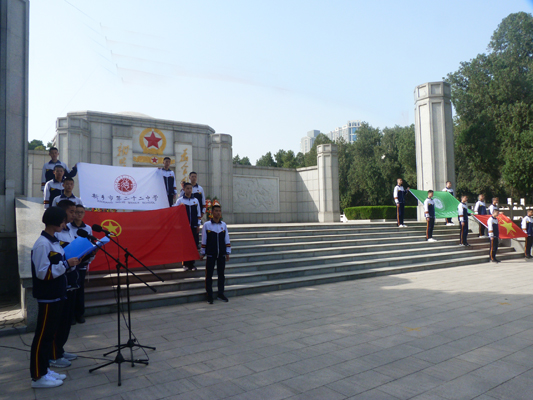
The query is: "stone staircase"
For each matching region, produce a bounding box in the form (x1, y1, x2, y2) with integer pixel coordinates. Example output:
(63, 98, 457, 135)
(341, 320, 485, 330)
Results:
(84, 222, 523, 316)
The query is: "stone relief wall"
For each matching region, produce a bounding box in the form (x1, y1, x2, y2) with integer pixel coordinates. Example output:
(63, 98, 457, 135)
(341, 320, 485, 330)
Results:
(233, 175, 280, 213)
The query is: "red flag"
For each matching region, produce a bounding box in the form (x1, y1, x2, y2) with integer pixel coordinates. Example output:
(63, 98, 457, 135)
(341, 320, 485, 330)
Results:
(473, 214, 527, 239)
(83, 205, 199, 271)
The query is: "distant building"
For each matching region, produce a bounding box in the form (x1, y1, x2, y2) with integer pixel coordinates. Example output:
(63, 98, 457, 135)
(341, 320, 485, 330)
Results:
(300, 130, 320, 154)
(327, 120, 361, 143)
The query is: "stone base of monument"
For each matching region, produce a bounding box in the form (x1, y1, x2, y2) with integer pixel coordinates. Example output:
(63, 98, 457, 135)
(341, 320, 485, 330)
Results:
(81, 222, 524, 319)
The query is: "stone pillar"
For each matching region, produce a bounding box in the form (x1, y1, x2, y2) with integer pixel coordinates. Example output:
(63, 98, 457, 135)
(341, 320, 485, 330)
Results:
(414, 82, 455, 221)
(208, 134, 233, 223)
(0, 0, 30, 298)
(317, 143, 340, 223)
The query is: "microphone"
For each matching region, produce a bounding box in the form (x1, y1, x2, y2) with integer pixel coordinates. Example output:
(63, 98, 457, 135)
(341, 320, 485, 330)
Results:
(92, 224, 114, 236)
(77, 229, 98, 242)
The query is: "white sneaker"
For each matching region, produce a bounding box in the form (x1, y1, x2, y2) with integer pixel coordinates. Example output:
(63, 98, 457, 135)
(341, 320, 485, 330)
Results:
(400, 224, 407, 227)
(446, 223, 453, 226)
(31, 374, 63, 388)
(47, 369, 66, 380)
(49, 357, 71, 368)
(427, 238, 437, 242)
(62, 352, 77, 361)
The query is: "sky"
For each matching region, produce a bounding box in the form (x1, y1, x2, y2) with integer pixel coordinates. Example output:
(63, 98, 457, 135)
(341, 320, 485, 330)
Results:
(28, 0, 533, 163)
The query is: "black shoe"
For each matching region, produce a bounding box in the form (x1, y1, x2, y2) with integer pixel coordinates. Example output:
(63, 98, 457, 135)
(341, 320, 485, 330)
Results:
(191, 266, 197, 271)
(526, 255, 532, 259)
(217, 294, 229, 302)
(464, 243, 471, 247)
(70, 319, 77, 326)
(494, 258, 501, 263)
(76, 316, 85, 324)
(207, 295, 213, 304)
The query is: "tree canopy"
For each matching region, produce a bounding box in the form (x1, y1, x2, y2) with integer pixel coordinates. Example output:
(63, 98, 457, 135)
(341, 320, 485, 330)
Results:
(446, 11, 533, 199)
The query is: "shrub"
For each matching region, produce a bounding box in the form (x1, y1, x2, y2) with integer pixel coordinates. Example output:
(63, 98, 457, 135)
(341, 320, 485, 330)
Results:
(344, 206, 417, 220)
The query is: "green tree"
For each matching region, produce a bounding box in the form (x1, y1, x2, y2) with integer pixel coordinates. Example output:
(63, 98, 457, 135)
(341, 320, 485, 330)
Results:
(28, 139, 45, 150)
(233, 154, 252, 165)
(256, 151, 276, 167)
(446, 12, 533, 200)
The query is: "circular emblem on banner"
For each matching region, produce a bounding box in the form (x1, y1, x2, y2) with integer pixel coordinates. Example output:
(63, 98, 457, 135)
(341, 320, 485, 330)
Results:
(139, 128, 166, 155)
(434, 198, 444, 209)
(101, 220, 122, 236)
(114, 175, 137, 195)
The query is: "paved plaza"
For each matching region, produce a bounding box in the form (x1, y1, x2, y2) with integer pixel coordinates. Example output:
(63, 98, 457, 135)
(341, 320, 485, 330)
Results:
(2, 260, 533, 400)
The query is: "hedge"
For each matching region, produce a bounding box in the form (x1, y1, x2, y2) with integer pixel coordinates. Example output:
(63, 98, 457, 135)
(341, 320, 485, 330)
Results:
(344, 206, 417, 220)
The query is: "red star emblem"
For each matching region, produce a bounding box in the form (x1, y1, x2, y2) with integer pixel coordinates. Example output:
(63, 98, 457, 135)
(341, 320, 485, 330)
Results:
(151, 157, 158, 163)
(144, 131, 162, 149)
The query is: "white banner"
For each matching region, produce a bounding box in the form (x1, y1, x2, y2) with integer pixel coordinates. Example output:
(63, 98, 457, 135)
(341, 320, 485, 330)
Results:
(77, 162, 169, 210)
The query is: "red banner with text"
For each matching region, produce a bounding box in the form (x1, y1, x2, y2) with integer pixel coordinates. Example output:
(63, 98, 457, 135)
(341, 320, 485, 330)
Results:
(83, 205, 199, 271)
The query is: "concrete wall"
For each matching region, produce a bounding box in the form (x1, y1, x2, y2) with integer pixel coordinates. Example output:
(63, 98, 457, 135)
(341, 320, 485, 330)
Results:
(28, 149, 49, 198)
(232, 164, 321, 223)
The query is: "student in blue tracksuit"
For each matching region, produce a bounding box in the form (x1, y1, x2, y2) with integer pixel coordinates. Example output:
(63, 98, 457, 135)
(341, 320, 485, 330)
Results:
(474, 194, 488, 237)
(29, 207, 79, 389)
(200, 205, 231, 304)
(424, 190, 436, 241)
(522, 209, 533, 259)
(488, 209, 500, 263)
(458, 195, 471, 246)
(393, 178, 409, 227)
(175, 182, 201, 271)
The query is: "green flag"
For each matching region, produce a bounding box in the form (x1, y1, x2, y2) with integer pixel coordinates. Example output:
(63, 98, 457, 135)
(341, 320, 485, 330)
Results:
(409, 189, 472, 219)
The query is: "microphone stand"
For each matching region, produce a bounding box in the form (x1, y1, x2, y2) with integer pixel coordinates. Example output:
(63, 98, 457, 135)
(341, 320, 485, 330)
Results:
(97, 231, 163, 366)
(88, 244, 154, 386)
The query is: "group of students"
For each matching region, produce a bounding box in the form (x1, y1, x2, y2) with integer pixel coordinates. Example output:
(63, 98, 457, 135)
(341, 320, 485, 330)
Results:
(31, 150, 232, 388)
(161, 163, 231, 305)
(394, 178, 533, 263)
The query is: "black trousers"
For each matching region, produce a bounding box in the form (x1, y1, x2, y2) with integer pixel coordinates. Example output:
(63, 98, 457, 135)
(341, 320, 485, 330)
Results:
(184, 227, 199, 267)
(74, 269, 86, 319)
(445, 218, 452, 224)
(490, 237, 499, 260)
(525, 236, 533, 257)
(167, 194, 174, 207)
(479, 225, 486, 236)
(52, 290, 75, 359)
(426, 218, 435, 239)
(205, 255, 226, 298)
(396, 203, 404, 226)
(30, 301, 64, 379)
(460, 221, 469, 245)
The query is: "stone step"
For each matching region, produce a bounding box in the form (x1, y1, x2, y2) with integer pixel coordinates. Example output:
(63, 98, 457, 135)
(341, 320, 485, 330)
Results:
(227, 224, 456, 238)
(231, 233, 469, 254)
(84, 245, 516, 301)
(230, 227, 460, 247)
(85, 237, 487, 287)
(85, 250, 524, 316)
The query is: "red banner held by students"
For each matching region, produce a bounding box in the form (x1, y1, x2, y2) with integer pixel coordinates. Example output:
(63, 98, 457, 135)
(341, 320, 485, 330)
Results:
(83, 205, 199, 271)
(473, 214, 527, 239)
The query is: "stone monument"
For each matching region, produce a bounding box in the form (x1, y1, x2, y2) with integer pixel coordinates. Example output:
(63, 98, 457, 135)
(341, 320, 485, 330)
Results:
(0, 0, 29, 297)
(414, 82, 455, 220)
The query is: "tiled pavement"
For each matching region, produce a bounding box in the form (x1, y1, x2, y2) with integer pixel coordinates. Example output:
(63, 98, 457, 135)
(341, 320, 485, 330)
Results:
(2, 259, 533, 400)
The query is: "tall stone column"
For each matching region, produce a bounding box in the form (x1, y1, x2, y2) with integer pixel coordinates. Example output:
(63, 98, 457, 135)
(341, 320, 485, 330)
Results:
(317, 143, 340, 223)
(0, 0, 29, 298)
(208, 134, 233, 223)
(414, 82, 455, 221)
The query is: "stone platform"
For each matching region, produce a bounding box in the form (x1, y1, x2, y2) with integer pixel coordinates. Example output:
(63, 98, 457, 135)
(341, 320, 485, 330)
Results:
(2, 260, 533, 399)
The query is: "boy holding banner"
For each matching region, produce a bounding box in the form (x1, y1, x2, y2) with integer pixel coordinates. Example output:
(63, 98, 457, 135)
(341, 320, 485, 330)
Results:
(424, 190, 436, 242)
(442, 181, 455, 226)
(458, 195, 471, 246)
(175, 182, 201, 271)
(488, 209, 500, 263)
(474, 194, 488, 237)
(522, 209, 533, 259)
